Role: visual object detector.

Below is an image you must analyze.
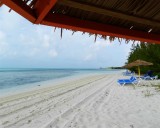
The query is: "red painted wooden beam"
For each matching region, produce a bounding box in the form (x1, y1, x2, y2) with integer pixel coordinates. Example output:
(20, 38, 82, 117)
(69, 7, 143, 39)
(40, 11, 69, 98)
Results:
(42, 13, 160, 44)
(34, 0, 57, 24)
(0, 1, 3, 7)
(1, 0, 36, 23)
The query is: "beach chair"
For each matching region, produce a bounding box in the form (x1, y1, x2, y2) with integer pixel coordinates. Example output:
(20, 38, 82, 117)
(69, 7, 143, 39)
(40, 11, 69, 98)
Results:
(123, 70, 135, 76)
(139, 74, 149, 79)
(117, 76, 140, 86)
(139, 70, 153, 80)
(147, 70, 153, 77)
(143, 75, 158, 80)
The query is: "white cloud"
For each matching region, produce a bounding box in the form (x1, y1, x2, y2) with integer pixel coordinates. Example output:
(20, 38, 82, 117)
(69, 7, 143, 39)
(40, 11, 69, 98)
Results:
(89, 40, 113, 52)
(48, 49, 58, 58)
(94, 40, 113, 47)
(83, 40, 112, 61)
(0, 6, 22, 31)
(0, 31, 8, 56)
(42, 35, 51, 48)
(0, 30, 5, 40)
(10, 25, 59, 59)
(84, 54, 94, 61)
(27, 48, 39, 57)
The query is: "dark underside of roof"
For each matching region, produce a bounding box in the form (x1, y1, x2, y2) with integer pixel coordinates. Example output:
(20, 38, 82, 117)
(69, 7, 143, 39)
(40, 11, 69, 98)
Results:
(1, 0, 160, 42)
(51, 0, 160, 34)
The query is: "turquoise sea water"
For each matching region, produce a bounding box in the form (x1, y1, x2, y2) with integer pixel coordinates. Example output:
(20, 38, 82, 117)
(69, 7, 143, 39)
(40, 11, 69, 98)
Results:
(0, 68, 122, 90)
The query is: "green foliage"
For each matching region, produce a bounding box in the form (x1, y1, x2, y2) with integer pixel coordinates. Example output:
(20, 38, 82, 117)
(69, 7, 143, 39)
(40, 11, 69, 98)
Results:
(127, 43, 160, 75)
(155, 73, 160, 79)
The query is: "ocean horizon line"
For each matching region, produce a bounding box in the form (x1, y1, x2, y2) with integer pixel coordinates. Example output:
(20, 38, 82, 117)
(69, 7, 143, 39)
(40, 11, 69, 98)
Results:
(0, 67, 114, 70)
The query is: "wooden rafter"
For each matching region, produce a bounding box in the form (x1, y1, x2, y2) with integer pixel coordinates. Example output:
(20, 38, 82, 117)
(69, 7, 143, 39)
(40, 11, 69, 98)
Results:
(0, 1, 3, 7)
(42, 13, 160, 44)
(58, 0, 160, 28)
(34, 0, 57, 24)
(1, 0, 36, 22)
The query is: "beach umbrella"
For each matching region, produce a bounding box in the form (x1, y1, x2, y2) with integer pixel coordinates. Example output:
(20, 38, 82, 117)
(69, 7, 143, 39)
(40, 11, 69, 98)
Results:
(124, 59, 153, 76)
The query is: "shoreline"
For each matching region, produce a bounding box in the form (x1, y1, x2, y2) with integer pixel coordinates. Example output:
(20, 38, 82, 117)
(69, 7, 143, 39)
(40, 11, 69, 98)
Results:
(0, 70, 124, 98)
(1, 73, 160, 128)
(0, 73, 108, 102)
(0, 73, 93, 98)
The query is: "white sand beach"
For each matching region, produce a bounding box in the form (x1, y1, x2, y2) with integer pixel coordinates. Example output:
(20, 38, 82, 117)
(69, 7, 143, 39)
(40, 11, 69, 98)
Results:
(0, 73, 160, 128)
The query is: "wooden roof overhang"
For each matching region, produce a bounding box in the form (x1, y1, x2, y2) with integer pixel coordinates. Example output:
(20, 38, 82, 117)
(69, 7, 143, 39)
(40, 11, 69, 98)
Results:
(1, 0, 160, 44)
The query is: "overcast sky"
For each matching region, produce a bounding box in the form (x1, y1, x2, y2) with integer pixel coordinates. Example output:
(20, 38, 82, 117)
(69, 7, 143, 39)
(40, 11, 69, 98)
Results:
(0, 6, 133, 69)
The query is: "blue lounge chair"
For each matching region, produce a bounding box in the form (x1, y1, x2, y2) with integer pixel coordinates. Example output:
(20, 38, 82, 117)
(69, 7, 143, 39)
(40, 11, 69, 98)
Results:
(147, 70, 153, 77)
(138, 70, 154, 80)
(123, 70, 135, 76)
(143, 75, 158, 80)
(117, 76, 139, 86)
(139, 74, 149, 79)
